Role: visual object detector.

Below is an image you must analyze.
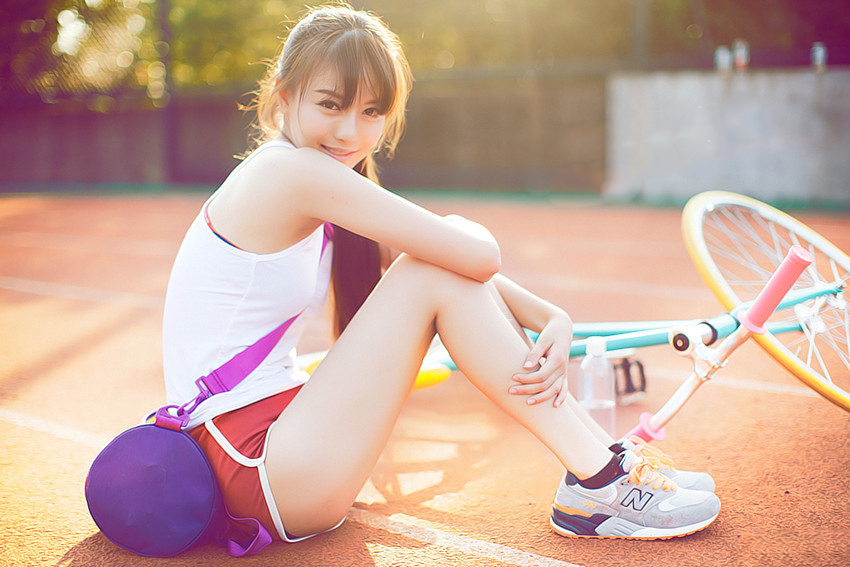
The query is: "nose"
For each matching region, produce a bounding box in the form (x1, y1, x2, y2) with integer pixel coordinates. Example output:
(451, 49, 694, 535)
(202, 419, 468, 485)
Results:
(334, 109, 358, 141)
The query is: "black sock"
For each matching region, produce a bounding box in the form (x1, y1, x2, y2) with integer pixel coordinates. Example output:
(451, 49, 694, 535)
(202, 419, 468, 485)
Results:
(608, 441, 626, 455)
(576, 453, 624, 489)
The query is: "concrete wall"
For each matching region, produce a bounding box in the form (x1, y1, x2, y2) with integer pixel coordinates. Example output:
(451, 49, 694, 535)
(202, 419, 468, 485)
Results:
(604, 70, 850, 206)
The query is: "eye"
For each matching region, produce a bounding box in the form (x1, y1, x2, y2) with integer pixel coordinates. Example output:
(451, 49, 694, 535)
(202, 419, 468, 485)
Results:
(319, 100, 340, 111)
(363, 107, 381, 118)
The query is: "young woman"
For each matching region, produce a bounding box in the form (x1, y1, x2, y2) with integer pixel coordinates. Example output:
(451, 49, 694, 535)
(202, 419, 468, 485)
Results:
(162, 3, 720, 544)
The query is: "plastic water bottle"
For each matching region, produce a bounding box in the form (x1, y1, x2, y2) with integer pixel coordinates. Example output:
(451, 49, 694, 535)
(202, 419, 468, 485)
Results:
(578, 336, 616, 436)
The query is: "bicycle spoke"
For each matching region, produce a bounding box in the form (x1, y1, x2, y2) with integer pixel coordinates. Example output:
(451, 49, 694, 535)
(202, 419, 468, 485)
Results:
(716, 209, 763, 267)
(703, 225, 776, 292)
(820, 312, 850, 369)
(684, 191, 850, 410)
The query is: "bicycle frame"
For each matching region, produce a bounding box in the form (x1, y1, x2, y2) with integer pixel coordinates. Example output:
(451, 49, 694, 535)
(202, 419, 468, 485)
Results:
(434, 282, 840, 374)
(568, 283, 843, 358)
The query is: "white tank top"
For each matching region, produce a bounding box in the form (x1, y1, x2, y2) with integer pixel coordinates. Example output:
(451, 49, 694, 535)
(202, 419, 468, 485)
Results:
(162, 140, 332, 428)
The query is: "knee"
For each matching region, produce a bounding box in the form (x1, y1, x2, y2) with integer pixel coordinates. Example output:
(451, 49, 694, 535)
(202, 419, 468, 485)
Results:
(386, 252, 430, 274)
(394, 252, 491, 294)
(381, 254, 492, 313)
(387, 253, 482, 290)
(383, 253, 440, 290)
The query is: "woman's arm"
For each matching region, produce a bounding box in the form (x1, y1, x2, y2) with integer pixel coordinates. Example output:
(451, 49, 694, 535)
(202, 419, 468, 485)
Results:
(493, 273, 574, 407)
(290, 149, 501, 282)
(492, 273, 567, 333)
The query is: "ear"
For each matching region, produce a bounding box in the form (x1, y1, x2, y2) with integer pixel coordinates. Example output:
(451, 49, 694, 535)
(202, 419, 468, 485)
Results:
(277, 87, 292, 114)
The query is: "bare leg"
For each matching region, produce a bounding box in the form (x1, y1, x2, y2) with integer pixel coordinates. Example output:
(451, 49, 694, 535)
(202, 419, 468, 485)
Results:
(562, 395, 617, 445)
(487, 284, 618, 448)
(266, 255, 613, 536)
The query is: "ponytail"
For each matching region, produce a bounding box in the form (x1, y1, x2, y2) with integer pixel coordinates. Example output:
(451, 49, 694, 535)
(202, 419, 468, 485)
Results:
(331, 158, 383, 337)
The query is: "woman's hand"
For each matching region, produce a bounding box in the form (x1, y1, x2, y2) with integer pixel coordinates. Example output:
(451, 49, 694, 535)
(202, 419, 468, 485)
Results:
(509, 312, 573, 407)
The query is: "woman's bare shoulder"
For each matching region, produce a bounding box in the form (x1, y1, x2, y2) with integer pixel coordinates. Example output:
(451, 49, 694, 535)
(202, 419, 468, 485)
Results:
(238, 145, 341, 188)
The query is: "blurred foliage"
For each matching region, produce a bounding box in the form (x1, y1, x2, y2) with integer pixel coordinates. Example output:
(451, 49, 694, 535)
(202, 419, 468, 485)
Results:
(1, 0, 848, 106)
(1, 0, 162, 107)
(364, 0, 633, 72)
(1, 0, 63, 92)
(164, 0, 295, 90)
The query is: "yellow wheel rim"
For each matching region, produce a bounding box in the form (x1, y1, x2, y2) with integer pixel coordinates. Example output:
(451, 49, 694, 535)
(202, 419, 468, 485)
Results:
(682, 191, 850, 411)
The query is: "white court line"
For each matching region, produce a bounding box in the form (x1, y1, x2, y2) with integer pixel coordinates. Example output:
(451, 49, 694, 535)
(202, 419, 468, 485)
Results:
(348, 509, 580, 567)
(0, 406, 582, 567)
(0, 276, 163, 310)
(0, 407, 112, 450)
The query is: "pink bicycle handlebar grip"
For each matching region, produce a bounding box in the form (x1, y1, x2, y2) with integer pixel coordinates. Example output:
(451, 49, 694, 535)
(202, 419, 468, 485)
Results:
(739, 245, 813, 334)
(625, 412, 667, 443)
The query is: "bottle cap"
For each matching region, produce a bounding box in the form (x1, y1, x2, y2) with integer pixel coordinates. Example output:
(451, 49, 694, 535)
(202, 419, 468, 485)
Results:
(586, 336, 607, 357)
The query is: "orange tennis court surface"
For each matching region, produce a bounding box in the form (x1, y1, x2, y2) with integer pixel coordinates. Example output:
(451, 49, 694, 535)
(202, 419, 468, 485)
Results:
(1, 192, 847, 567)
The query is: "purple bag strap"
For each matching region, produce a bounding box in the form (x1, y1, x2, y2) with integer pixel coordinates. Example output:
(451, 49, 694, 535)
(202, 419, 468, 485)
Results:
(223, 513, 274, 557)
(155, 223, 333, 432)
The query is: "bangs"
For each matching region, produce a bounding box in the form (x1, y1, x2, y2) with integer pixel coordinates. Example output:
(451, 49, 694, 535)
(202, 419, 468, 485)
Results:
(268, 6, 411, 158)
(324, 29, 398, 114)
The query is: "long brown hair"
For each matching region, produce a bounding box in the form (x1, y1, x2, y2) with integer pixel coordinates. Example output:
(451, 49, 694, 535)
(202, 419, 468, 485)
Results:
(249, 4, 412, 336)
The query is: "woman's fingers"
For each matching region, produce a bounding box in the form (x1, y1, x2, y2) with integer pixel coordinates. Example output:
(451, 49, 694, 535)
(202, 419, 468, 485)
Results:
(510, 358, 565, 397)
(522, 336, 552, 369)
(511, 329, 570, 404)
(525, 373, 565, 405)
(553, 374, 570, 407)
(512, 351, 565, 383)
(512, 357, 548, 383)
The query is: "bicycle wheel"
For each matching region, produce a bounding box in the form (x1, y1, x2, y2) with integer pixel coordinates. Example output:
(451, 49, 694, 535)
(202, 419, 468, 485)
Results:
(682, 191, 850, 411)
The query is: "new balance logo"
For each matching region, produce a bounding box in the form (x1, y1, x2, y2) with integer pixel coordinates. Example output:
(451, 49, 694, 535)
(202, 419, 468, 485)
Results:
(621, 488, 653, 511)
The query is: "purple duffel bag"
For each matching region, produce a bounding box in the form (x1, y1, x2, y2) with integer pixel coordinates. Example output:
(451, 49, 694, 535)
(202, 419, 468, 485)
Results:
(85, 415, 271, 558)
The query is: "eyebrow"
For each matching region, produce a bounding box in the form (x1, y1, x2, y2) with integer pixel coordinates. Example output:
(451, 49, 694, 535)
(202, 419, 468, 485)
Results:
(314, 88, 379, 106)
(315, 88, 342, 98)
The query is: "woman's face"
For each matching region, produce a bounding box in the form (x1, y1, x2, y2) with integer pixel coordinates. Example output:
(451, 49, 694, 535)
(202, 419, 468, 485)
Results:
(279, 67, 387, 169)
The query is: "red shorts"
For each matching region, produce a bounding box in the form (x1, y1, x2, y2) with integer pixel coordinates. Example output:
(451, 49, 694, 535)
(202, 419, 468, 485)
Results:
(188, 386, 302, 540)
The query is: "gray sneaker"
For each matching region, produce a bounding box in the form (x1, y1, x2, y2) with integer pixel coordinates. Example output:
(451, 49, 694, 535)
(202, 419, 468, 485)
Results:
(551, 451, 720, 539)
(621, 436, 716, 492)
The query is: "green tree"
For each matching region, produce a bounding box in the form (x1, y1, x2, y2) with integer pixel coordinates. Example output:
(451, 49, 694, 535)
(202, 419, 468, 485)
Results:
(164, 0, 299, 91)
(3, 0, 847, 104)
(0, 0, 66, 96)
(1, 0, 161, 105)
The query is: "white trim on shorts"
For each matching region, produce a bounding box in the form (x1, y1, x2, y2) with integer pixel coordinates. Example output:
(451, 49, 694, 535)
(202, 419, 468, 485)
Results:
(204, 420, 346, 543)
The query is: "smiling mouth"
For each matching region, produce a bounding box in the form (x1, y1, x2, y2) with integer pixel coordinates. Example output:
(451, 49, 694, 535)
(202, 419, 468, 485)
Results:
(322, 146, 356, 160)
